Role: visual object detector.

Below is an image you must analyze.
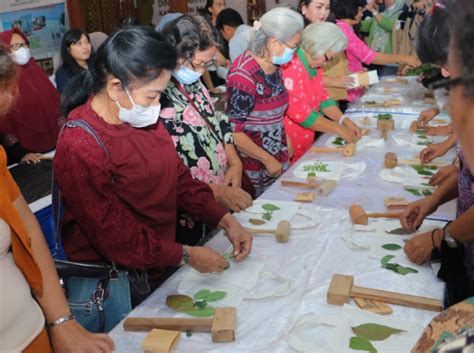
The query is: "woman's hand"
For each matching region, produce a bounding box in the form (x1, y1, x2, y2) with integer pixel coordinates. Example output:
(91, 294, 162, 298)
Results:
(262, 155, 283, 178)
(417, 108, 439, 128)
(425, 125, 453, 136)
(223, 163, 242, 188)
(21, 153, 43, 164)
(218, 185, 252, 212)
(337, 125, 357, 144)
(187, 246, 230, 273)
(400, 196, 439, 232)
(219, 213, 252, 261)
(429, 165, 458, 187)
(404, 229, 442, 265)
(342, 118, 362, 140)
(332, 75, 356, 89)
(419, 142, 451, 163)
(404, 55, 422, 68)
(50, 319, 115, 353)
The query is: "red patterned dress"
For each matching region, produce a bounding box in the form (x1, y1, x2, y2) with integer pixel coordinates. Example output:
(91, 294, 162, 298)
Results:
(226, 51, 289, 196)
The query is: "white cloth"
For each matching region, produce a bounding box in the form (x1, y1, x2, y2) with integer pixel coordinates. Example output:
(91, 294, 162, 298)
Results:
(325, 135, 385, 149)
(0, 219, 45, 352)
(229, 25, 253, 62)
(379, 165, 434, 188)
(234, 199, 301, 229)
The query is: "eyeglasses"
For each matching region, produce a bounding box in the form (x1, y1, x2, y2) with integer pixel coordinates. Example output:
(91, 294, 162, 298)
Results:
(189, 58, 216, 70)
(10, 42, 29, 50)
(279, 39, 299, 51)
(429, 77, 463, 91)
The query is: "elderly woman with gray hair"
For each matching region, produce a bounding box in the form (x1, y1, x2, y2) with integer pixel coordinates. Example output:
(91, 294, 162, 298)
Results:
(282, 22, 362, 162)
(225, 7, 304, 196)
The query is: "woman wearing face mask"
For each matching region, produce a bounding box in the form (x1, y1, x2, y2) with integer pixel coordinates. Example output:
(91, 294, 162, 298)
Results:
(160, 15, 252, 245)
(0, 28, 62, 165)
(56, 27, 252, 301)
(282, 22, 362, 162)
(331, 0, 421, 101)
(225, 8, 304, 196)
(55, 28, 92, 94)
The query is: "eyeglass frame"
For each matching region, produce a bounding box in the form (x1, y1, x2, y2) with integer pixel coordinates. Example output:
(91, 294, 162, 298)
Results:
(10, 42, 30, 51)
(187, 57, 216, 70)
(429, 77, 463, 91)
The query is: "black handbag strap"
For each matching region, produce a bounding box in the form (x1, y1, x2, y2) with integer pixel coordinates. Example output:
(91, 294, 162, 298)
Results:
(53, 119, 110, 259)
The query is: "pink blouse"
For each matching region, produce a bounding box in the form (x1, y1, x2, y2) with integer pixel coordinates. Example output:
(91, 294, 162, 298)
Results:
(336, 20, 377, 101)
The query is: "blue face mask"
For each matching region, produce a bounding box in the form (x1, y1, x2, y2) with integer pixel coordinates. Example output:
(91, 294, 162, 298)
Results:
(172, 65, 203, 85)
(272, 47, 296, 66)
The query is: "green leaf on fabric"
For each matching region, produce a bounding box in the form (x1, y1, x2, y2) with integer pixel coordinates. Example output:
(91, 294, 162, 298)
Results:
(166, 295, 194, 312)
(249, 218, 266, 225)
(223, 253, 233, 260)
(422, 189, 433, 196)
(404, 187, 422, 196)
(262, 212, 272, 221)
(307, 172, 316, 177)
(351, 323, 405, 341)
(184, 307, 215, 317)
(381, 255, 395, 267)
(418, 170, 434, 176)
(417, 140, 432, 146)
(186, 330, 193, 337)
(349, 336, 377, 353)
(205, 291, 227, 302)
(193, 300, 208, 309)
(194, 290, 210, 300)
(262, 203, 281, 211)
(376, 113, 392, 120)
(395, 265, 418, 275)
(382, 243, 402, 251)
(333, 137, 345, 146)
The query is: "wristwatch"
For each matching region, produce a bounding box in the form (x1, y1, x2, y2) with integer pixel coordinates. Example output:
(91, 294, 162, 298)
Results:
(443, 223, 459, 248)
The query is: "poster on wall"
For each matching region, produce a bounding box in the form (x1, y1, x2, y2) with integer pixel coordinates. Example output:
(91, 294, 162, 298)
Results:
(0, 0, 63, 13)
(0, 3, 67, 60)
(187, 0, 207, 15)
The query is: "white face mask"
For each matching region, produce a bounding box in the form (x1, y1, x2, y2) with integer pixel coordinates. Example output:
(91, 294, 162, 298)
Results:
(10, 47, 31, 65)
(116, 88, 161, 128)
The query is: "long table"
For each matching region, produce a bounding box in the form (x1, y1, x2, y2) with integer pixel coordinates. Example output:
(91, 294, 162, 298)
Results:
(109, 77, 456, 352)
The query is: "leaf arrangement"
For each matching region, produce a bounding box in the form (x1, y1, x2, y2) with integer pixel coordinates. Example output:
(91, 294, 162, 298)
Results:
(166, 290, 228, 317)
(381, 255, 418, 275)
(302, 161, 330, 173)
(376, 113, 393, 120)
(405, 63, 437, 76)
(412, 164, 437, 176)
(349, 323, 405, 352)
(416, 140, 433, 146)
(261, 203, 281, 222)
(404, 187, 433, 197)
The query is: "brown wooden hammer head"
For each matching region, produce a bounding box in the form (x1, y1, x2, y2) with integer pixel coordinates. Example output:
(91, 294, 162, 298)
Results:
(384, 152, 398, 169)
(211, 307, 236, 342)
(275, 220, 290, 243)
(349, 204, 368, 225)
(343, 143, 356, 157)
(327, 274, 354, 305)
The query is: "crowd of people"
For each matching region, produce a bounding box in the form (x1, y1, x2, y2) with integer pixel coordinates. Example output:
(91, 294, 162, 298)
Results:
(1, 0, 473, 351)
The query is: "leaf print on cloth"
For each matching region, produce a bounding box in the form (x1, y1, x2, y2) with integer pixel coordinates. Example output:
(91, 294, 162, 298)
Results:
(284, 77, 294, 91)
(159, 106, 177, 120)
(190, 157, 215, 183)
(183, 105, 206, 127)
(179, 133, 199, 160)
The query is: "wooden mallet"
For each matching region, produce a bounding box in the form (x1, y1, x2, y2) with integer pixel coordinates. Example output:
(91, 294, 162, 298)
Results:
(123, 307, 236, 343)
(245, 220, 290, 243)
(310, 142, 356, 157)
(349, 204, 401, 225)
(327, 274, 442, 312)
(384, 152, 446, 169)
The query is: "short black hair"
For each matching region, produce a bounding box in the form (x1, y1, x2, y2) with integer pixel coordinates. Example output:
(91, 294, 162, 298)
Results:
(416, 0, 454, 65)
(453, 0, 474, 96)
(161, 15, 216, 62)
(60, 28, 91, 75)
(331, 0, 366, 20)
(215, 8, 244, 31)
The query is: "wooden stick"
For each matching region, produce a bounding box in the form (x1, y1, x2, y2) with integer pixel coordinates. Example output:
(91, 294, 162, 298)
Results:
(281, 180, 320, 189)
(124, 317, 213, 332)
(309, 146, 342, 154)
(398, 159, 446, 168)
(366, 212, 401, 219)
(350, 286, 442, 312)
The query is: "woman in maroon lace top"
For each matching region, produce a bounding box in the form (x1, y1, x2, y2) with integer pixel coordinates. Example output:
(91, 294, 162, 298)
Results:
(54, 27, 252, 294)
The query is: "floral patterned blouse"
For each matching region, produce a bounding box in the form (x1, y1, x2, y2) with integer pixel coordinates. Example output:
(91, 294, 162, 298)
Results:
(160, 80, 233, 185)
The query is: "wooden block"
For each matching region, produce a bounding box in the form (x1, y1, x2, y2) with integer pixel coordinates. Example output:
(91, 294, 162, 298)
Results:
(384, 197, 409, 210)
(294, 192, 315, 203)
(141, 329, 180, 353)
(318, 180, 337, 196)
(211, 307, 236, 343)
(327, 274, 353, 305)
(377, 119, 395, 131)
(354, 297, 393, 315)
(432, 118, 447, 124)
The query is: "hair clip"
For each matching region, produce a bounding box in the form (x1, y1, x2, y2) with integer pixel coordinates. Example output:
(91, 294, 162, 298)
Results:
(253, 20, 263, 31)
